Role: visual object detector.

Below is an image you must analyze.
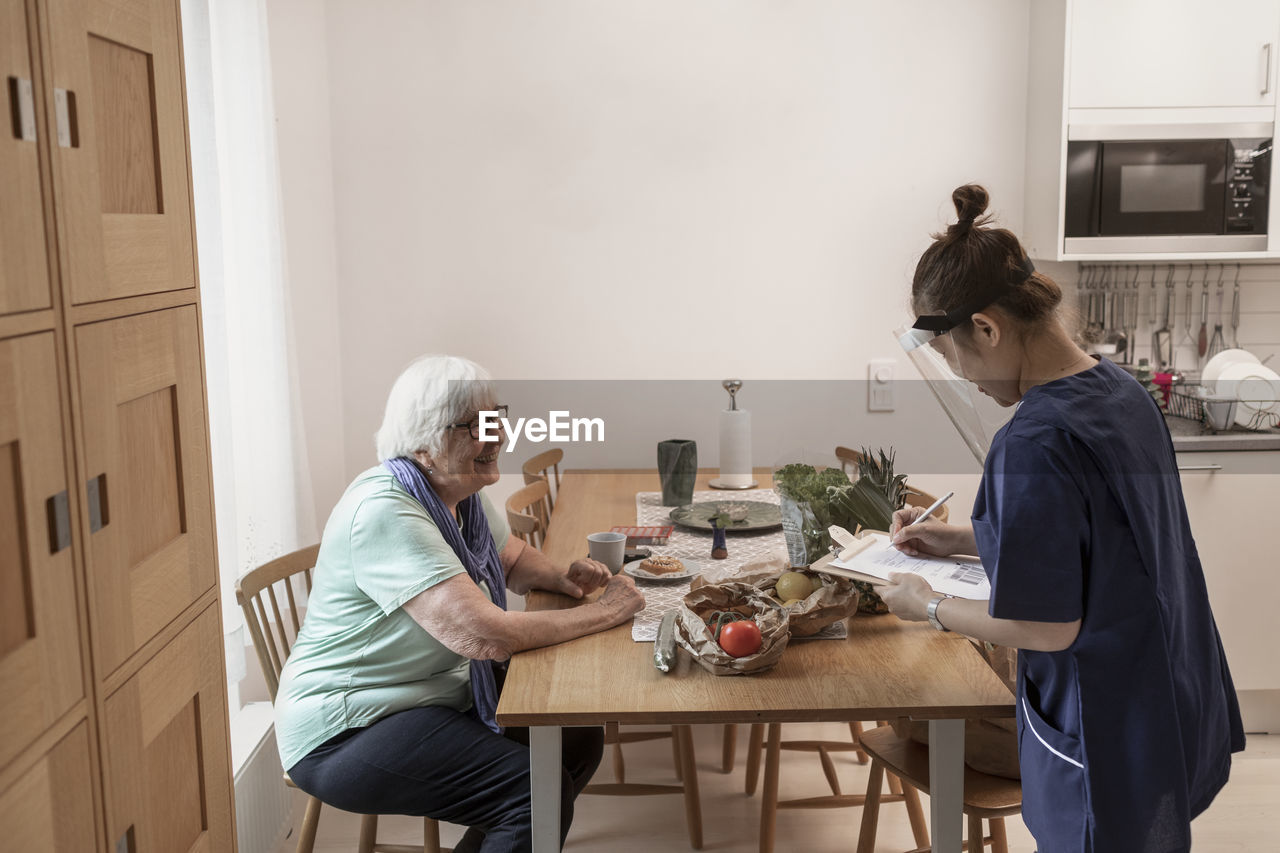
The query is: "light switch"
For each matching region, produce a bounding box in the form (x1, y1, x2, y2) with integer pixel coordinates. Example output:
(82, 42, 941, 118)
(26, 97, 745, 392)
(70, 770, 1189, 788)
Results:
(868, 358, 895, 412)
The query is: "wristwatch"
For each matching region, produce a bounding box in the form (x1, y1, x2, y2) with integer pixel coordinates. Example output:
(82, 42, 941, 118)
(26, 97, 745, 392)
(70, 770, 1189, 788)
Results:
(926, 595, 950, 632)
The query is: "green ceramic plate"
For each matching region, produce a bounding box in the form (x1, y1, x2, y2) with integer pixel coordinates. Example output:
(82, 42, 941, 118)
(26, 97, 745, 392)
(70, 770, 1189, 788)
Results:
(667, 501, 782, 532)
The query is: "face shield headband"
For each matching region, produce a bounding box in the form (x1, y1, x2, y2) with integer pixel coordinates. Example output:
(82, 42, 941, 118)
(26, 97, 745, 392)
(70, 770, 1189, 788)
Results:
(899, 254, 1036, 353)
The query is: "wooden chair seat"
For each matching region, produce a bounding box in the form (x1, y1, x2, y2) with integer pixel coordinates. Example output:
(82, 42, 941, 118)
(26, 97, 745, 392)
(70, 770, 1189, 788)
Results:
(744, 721, 927, 853)
(856, 725, 1022, 853)
(237, 546, 450, 853)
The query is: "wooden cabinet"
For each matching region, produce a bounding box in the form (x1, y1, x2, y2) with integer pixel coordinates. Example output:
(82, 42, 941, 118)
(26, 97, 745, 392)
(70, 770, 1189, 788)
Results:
(1176, 450, 1280, 732)
(0, 723, 98, 853)
(0, 0, 55, 316)
(0, 332, 83, 771)
(102, 606, 233, 853)
(47, 0, 196, 305)
(1069, 0, 1280, 110)
(77, 307, 215, 675)
(0, 0, 233, 850)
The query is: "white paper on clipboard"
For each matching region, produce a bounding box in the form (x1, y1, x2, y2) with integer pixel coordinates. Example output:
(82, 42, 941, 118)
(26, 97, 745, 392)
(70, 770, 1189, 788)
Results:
(816, 527, 991, 601)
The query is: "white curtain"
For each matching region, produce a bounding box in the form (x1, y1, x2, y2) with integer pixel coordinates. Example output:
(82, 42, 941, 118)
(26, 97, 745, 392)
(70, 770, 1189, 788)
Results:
(183, 0, 317, 711)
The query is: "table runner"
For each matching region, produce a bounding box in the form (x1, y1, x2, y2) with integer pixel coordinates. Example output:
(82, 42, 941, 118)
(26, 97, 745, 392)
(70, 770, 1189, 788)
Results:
(628, 489, 844, 642)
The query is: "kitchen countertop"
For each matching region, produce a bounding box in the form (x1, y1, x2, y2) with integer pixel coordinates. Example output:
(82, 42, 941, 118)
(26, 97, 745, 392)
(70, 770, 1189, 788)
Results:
(1166, 414, 1280, 452)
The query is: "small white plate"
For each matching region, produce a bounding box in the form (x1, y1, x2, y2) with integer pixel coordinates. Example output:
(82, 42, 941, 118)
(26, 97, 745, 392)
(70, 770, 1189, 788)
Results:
(624, 557, 701, 583)
(1202, 348, 1261, 388)
(1215, 361, 1280, 429)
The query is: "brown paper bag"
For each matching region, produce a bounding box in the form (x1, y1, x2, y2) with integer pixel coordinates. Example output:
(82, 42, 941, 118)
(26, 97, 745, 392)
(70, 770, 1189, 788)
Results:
(691, 556, 859, 637)
(675, 581, 789, 675)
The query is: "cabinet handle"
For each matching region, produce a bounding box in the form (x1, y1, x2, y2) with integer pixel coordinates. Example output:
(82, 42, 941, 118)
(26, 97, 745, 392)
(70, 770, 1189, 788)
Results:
(1264, 43, 1273, 96)
(7, 76, 37, 141)
(87, 473, 109, 532)
(46, 490, 71, 553)
(1176, 464, 1223, 472)
(53, 87, 78, 148)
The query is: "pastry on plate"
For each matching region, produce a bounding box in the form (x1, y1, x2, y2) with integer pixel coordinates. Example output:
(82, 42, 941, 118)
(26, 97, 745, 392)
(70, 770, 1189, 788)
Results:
(638, 555, 685, 575)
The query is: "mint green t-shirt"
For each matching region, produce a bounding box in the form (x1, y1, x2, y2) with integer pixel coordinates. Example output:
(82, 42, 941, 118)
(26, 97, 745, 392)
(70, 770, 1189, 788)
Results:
(273, 467, 510, 770)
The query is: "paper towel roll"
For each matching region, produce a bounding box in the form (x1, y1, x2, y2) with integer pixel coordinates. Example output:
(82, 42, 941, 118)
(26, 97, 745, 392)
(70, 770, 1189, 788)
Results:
(718, 409, 753, 487)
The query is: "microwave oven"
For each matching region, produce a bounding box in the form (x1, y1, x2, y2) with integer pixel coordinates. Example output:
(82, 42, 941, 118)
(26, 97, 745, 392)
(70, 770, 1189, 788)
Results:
(1064, 134, 1272, 254)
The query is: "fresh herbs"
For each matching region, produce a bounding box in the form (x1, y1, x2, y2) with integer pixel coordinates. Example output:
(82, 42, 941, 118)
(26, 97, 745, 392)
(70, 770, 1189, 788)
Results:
(774, 448, 914, 613)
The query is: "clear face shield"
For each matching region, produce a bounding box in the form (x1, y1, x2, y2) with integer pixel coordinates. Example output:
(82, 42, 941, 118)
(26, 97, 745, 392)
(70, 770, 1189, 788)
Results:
(896, 324, 997, 466)
(895, 256, 1034, 466)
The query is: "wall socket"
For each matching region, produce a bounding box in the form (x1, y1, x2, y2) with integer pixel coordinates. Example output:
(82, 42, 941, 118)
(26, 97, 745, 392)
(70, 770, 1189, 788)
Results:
(868, 358, 895, 412)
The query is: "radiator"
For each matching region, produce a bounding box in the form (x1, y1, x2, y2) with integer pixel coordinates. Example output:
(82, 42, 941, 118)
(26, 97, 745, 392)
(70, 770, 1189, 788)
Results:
(234, 722, 294, 853)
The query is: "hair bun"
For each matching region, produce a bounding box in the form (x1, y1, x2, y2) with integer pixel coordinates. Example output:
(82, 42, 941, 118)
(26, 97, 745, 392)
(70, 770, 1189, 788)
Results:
(949, 183, 991, 236)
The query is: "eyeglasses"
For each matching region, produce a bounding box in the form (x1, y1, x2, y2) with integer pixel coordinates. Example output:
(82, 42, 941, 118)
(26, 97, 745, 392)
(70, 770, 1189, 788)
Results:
(446, 405, 509, 440)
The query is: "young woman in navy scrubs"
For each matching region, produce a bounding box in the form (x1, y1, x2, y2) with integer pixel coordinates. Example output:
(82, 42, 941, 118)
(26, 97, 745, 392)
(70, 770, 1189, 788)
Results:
(880, 185, 1245, 852)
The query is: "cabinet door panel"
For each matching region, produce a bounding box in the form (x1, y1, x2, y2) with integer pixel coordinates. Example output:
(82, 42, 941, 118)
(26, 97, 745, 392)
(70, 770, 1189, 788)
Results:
(48, 0, 195, 304)
(0, 0, 54, 316)
(0, 723, 97, 852)
(103, 606, 233, 853)
(1070, 0, 1280, 109)
(76, 306, 214, 675)
(0, 332, 83, 771)
(1177, 454, 1280, 693)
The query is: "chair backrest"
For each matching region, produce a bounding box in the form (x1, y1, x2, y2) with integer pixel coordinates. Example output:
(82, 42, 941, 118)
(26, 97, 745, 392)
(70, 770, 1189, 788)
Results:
(904, 488, 951, 524)
(833, 446, 865, 478)
(837, 446, 950, 524)
(521, 448, 563, 516)
(506, 479, 550, 549)
(234, 544, 321, 701)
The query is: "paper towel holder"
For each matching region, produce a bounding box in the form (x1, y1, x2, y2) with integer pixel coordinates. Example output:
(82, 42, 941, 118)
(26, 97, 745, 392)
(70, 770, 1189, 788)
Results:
(709, 378, 758, 490)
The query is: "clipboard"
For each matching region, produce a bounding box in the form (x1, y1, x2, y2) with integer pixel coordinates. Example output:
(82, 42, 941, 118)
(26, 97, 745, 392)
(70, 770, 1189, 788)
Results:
(812, 525, 991, 600)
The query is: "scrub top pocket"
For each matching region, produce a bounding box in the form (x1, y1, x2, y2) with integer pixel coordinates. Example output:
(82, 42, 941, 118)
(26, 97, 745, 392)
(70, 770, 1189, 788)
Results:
(1018, 691, 1089, 852)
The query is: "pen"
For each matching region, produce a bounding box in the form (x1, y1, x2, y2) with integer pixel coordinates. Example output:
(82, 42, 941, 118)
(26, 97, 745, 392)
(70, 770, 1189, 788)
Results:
(904, 490, 954, 529)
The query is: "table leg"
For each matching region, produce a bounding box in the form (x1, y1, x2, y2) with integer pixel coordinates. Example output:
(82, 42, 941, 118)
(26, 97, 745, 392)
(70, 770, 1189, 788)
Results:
(928, 718, 965, 853)
(530, 725, 562, 853)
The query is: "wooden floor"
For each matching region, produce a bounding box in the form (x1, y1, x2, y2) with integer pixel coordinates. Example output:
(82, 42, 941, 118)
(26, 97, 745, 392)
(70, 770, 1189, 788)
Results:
(274, 724, 1280, 852)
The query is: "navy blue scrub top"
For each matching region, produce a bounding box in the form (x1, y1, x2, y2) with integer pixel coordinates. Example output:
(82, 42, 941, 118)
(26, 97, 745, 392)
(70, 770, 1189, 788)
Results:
(972, 357, 1244, 853)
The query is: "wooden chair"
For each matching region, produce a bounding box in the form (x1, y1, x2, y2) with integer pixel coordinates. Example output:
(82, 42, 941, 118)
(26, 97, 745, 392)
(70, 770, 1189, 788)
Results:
(743, 721, 927, 853)
(236, 545, 451, 853)
(583, 722, 705, 849)
(835, 446, 950, 524)
(856, 725, 1021, 853)
(521, 448, 563, 519)
(506, 479, 551, 549)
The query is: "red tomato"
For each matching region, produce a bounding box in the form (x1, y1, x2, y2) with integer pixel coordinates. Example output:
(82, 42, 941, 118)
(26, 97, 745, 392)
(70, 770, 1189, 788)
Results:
(718, 620, 763, 658)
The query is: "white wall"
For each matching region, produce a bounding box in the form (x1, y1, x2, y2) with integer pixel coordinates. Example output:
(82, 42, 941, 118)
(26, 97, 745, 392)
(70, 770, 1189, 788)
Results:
(269, 0, 1043, 517)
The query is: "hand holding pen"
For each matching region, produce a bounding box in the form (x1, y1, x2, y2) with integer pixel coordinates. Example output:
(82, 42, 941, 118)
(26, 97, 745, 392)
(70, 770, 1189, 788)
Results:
(889, 491, 972, 557)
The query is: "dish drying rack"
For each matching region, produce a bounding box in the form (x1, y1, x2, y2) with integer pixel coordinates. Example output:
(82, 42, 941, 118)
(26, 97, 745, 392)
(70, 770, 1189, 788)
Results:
(1166, 384, 1280, 431)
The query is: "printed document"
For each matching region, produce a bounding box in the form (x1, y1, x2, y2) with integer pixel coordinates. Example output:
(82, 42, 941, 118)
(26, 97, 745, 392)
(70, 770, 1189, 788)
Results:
(826, 532, 991, 600)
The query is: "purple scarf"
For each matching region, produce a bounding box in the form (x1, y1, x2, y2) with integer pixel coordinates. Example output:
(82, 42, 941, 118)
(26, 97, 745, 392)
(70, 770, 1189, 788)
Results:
(383, 457, 507, 733)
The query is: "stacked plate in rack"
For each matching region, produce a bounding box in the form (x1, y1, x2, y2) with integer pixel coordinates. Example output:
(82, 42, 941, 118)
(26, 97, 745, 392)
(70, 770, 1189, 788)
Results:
(1201, 349, 1280, 430)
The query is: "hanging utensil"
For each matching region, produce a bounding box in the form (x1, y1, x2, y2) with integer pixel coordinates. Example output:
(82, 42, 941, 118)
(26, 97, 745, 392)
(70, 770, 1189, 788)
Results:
(1207, 264, 1226, 360)
(1231, 263, 1242, 348)
(1153, 265, 1173, 371)
(1105, 266, 1128, 357)
(1197, 264, 1210, 359)
(1125, 266, 1142, 365)
(1181, 264, 1195, 351)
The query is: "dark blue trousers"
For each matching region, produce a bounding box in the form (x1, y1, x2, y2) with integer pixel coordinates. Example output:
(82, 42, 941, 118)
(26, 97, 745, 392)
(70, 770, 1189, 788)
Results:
(288, 706, 603, 853)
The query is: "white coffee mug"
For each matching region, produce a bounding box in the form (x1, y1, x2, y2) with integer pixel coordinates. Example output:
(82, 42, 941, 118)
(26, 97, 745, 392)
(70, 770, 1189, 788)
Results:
(586, 531, 627, 573)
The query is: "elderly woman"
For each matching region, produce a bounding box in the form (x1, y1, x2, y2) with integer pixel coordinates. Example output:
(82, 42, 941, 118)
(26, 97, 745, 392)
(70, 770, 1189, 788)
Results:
(275, 354, 645, 852)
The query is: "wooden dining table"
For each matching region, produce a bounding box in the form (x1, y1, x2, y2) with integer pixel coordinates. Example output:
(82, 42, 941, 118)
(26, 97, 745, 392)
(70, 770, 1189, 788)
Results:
(494, 469, 1014, 853)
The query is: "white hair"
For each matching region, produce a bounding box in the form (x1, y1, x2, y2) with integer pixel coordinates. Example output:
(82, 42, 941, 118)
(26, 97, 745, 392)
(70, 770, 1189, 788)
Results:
(375, 355, 497, 461)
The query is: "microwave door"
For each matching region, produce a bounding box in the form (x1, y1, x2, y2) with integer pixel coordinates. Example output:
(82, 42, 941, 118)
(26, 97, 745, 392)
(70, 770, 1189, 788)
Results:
(1098, 140, 1226, 236)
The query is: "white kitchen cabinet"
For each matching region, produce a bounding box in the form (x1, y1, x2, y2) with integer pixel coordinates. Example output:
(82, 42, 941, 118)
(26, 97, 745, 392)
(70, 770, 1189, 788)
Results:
(1069, 0, 1279, 110)
(1176, 450, 1280, 732)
